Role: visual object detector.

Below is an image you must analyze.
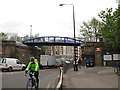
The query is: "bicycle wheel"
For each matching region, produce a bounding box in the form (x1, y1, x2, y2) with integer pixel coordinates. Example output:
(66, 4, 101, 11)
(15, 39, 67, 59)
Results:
(26, 79, 33, 90)
(33, 79, 37, 89)
(114, 67, 118, 74)
(118, 68, 120, 75)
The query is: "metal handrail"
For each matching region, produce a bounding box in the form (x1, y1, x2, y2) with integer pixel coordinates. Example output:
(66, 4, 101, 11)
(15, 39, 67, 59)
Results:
(55, 67, 63, 89)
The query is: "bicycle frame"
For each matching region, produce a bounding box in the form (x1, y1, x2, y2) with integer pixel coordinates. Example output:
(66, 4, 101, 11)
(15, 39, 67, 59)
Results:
(25, 71, 36, 89)
(29, 74, 34, 86)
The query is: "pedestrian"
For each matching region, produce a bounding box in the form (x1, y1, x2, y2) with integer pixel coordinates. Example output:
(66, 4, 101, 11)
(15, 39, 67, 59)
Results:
(78, 58, 82, 69)
(73, 59, 78, 71)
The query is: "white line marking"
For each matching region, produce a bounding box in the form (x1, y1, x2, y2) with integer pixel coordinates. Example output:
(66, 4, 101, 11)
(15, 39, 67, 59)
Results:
(47, 81, 51, 90)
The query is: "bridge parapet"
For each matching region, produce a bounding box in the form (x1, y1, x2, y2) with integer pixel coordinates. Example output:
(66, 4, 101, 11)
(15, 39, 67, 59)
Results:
(22, 36, 85, 46)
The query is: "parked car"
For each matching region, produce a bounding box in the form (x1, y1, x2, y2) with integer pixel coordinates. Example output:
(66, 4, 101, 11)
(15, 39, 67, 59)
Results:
(0, 58, 26, 72)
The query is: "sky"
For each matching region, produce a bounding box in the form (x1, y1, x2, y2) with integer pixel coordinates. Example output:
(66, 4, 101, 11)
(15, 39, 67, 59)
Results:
(0, 0, 118, 38)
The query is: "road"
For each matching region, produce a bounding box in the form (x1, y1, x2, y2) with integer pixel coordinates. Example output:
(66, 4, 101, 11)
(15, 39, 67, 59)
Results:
(1, 68, 60, 89)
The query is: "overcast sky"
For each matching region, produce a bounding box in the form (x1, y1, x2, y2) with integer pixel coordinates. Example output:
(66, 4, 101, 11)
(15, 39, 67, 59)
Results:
(0, 0, 118, 37)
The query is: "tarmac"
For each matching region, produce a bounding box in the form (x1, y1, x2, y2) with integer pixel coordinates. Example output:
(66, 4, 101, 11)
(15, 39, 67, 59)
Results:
(62, 66, 119, 90)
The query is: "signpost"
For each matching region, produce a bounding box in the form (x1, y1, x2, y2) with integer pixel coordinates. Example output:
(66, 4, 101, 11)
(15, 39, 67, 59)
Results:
(113, 54, 120, 60)
(103, 54, 112, 61)
(96, 47, 101, 51)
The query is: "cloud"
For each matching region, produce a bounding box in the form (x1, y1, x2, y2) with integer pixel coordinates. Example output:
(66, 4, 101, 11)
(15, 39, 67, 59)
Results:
(0, 21, 24, 34)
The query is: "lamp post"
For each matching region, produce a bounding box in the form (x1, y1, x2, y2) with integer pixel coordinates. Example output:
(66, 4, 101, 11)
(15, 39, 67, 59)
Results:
(59, 4, 78, 71)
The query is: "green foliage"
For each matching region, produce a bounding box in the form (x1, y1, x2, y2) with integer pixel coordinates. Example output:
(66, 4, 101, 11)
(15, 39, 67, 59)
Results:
(24, 35, 29, 40)
(39, 46, 46, 55)
(98, 8, 120, 52)
(0, 32, 7, 40)
(80, 17, 101, 42)
(80, 7, 120, 52)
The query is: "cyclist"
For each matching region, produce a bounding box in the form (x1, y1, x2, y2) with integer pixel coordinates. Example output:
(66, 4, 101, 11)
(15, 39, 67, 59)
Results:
(25, 57, 39, 89)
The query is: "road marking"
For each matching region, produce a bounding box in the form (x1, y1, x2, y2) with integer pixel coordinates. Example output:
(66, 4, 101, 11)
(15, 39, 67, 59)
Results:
(2, 71, 24, 75)
(40, 70, 45, 71)
(47, 81, 51, 90)
(47, 70, 59, 74)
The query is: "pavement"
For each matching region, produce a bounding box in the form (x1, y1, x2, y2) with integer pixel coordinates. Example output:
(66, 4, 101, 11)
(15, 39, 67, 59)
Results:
(62, 66, 119, 90)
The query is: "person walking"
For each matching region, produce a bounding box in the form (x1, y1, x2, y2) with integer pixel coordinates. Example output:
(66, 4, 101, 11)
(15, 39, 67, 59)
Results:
(78, 58, 82, 69)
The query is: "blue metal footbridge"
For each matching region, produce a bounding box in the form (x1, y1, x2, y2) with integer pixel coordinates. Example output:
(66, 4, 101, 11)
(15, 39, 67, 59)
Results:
(22, 36, 85, 46)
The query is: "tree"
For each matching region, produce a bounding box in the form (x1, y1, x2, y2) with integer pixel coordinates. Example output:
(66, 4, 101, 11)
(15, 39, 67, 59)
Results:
(89, 17, 102, 42)
(24, 35, 29, 40)
(80, 21, 93, 41)
(0, 32, 7, 40)
(10, 36, 16, 40)
(98, 8, 120, 52)
(80, 17, 101, 42)
(39, 46, 46, 55)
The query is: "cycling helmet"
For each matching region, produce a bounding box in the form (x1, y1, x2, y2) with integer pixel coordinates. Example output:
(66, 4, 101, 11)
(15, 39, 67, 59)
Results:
(30, 57, 35, 61)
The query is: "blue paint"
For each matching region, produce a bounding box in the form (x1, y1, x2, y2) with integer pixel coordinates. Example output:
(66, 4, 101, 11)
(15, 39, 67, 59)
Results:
(22, 36, 85, 46)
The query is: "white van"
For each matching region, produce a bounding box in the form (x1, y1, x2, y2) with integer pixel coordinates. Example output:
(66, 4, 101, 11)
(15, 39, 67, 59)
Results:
(0, 58, 26, 72)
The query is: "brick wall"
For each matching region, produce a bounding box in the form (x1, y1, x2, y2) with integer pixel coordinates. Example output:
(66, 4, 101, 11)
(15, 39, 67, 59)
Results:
(82, 42, 103, 66)
(2, 40, 41, 64)
(82, 42, 118, 66)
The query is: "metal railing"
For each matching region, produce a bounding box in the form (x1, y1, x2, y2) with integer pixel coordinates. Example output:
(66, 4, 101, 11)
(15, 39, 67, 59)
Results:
(55, 64, 73, 90)
(55, 67, 63, 90)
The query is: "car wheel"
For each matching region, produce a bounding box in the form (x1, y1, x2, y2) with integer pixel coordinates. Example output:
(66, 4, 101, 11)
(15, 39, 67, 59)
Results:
(1, 69, 4, 72)
(8, 67, 13, 72)
(22, 67, 25, 71)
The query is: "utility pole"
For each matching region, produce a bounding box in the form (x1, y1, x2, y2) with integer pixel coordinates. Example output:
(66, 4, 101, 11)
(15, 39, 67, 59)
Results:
(118, 1, 120, 86)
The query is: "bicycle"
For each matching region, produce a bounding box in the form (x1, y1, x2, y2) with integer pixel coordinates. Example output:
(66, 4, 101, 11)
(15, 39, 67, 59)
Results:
(25, 71, 37, 90)
(114, 64, 120, 75)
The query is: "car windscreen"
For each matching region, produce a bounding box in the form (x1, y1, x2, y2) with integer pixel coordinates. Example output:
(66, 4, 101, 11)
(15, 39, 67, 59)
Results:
(0, 58, 2, 63)
(16, 60, 22, 64)
(0, 58, 6, 63)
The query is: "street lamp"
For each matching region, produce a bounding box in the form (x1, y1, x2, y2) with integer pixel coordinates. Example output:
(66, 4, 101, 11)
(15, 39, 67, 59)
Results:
(59, 4, 78, 71)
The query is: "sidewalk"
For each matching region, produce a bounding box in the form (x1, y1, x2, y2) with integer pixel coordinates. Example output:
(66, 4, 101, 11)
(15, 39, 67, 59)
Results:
(62, 66, 119, 89)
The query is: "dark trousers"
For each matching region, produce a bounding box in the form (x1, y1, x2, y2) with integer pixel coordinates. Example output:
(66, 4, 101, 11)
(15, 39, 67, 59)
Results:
(34, 71, 39, 88)
(30, 71, 39, 88)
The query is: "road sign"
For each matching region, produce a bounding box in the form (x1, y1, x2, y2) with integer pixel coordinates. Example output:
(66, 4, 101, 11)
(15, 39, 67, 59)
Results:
(96, 47, 101, 51)
(103, 54, 112, 61)
(113, 54, 120, 60)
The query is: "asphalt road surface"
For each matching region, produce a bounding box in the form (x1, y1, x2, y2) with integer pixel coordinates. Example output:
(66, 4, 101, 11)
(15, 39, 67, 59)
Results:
(1, 68, 60, 89)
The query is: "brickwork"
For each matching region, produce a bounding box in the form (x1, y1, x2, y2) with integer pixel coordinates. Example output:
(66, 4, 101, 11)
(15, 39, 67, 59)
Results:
(2, 40, 41, 64)
(81, 42, 118, 66)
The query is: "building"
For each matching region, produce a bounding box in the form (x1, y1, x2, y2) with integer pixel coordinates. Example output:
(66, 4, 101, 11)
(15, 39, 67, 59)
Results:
(45, 46, 74, 56)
